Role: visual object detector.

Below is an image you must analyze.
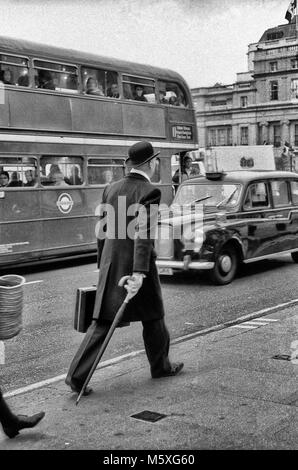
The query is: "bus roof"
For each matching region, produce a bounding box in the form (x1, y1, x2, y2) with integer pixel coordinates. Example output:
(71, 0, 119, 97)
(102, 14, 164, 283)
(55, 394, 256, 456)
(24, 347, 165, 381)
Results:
(0, 35, 188, 85)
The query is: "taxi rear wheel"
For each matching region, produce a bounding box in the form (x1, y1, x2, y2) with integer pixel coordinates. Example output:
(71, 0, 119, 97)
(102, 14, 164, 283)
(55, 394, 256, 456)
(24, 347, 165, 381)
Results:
(291, 252, 298, 263)
(209, 245, 238, 285)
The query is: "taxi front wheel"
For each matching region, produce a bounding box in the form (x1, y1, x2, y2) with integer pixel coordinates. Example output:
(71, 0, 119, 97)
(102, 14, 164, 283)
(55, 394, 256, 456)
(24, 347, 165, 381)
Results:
(209, 245, 238, 285)
(291, 252, 298, 263)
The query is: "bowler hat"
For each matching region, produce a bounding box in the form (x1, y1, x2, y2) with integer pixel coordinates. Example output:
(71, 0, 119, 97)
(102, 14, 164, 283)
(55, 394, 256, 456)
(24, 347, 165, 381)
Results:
(126, 141, 160, 167)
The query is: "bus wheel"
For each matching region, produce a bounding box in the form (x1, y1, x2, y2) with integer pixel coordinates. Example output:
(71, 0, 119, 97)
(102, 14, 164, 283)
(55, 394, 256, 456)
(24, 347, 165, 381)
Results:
(209, 245, 238, 285)
(291, 252, 298, 263)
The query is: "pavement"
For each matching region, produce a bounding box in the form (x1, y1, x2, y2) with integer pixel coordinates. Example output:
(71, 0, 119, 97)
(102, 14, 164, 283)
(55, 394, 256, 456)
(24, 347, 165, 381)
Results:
(0, 304, 298, 450)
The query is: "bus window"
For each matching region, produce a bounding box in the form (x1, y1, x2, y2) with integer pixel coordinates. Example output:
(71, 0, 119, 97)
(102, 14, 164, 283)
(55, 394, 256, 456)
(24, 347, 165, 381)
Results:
(0, 156, 38, 187)
(33, 60, 78, 93)
(158, 80, 188, 107)
(122, 75, 156, 103)
(151, 158, 161, 183)
(40, 156, 83, 186)
(87, 158, 125, 185)
(82, 67, 118, 97)
(0, 54, 29, 87)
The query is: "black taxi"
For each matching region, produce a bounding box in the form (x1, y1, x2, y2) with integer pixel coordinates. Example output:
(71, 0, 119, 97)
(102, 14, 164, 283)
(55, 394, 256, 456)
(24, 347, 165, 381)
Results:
(156, 170, 298, 284)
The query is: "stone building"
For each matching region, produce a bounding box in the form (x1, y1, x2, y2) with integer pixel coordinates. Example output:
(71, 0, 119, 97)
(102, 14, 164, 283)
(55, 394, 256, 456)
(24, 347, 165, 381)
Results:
(191, 16, 298, 168)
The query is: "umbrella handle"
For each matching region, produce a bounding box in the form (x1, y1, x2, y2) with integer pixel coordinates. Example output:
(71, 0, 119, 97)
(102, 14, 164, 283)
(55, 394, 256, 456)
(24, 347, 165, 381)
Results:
(118, 275, 137, 303)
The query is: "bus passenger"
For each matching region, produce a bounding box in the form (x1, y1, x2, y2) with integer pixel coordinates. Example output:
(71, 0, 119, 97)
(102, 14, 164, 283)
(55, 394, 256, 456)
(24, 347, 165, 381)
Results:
(159, 90, 168, 104)
(107, 83, 120, 98)
(134, 85, 147, 102)
(8, 172, 23, 187)
(86, 77, 104, 96)
(17, 74, 29, 87)
(1, 69, 13, 85)
(172, 155, 198, 189)
(24, 170, 36, 187)
(52, 171, 69, 186)
(38, 70, 55, 90)
(102, 169, 113, 184)
(68, 166, 82, 185)
(0, 171, 9, 187)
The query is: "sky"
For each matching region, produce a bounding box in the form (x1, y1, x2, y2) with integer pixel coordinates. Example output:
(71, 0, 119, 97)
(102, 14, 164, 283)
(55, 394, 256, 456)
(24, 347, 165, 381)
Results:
(0, 0, 293, 88)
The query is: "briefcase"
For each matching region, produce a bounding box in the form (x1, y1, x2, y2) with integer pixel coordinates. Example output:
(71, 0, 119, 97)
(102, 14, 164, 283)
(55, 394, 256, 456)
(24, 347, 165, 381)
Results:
(74, 286, 131, 333)
(74, 286, 97, 333)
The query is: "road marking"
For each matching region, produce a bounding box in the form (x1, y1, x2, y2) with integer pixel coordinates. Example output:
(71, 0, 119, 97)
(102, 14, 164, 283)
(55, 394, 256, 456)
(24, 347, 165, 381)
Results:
(254, 318, 279, 322)
(4, 297, 298, 399)
(24, 280, 44, 285)
(230, 325, 258, 329)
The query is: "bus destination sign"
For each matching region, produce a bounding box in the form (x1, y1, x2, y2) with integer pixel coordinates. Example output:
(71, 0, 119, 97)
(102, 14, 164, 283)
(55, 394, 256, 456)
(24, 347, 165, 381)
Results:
(172, 125, 193, 140)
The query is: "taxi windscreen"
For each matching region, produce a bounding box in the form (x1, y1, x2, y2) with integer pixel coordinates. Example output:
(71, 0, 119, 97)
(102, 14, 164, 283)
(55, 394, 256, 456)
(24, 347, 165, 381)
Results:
(174, 183, 242, 207)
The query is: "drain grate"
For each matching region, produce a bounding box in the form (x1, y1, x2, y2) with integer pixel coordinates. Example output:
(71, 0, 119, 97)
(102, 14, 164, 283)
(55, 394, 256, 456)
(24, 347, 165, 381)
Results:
(272, 354, 291, 361)
(131, 410, 167, 422)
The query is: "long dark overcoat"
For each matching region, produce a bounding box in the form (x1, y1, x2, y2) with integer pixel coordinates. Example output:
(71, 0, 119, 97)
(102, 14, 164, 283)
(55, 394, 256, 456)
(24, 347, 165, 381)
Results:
(93, 173, 165, 323)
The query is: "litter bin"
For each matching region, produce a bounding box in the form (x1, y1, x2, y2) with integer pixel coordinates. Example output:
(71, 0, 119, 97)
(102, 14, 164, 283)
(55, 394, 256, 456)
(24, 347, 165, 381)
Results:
(0, 275, 25, 340)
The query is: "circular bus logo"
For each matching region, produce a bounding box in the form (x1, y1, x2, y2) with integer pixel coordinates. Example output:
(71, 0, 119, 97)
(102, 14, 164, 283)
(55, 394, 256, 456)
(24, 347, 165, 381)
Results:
(56, 193, 74, 214)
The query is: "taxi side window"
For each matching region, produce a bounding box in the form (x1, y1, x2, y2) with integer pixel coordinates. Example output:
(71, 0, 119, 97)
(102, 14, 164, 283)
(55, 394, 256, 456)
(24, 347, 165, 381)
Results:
(243, 182, 269, 209)
(290, 181, 298, 205)
(271, 180, 290, 207)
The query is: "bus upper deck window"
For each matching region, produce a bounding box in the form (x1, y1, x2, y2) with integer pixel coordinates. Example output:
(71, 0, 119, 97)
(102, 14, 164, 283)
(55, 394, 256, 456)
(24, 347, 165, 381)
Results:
(33, 60, 78, 93)
(122, 75, 156, 103)
(158, 80, 188, 107)
(82, 67, 118, 98)
(0, 54, 29, 87)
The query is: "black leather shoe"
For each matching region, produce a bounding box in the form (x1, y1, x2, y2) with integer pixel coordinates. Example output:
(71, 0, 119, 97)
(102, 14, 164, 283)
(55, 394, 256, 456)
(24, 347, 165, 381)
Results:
(152, 362, 184, 379)
(3, 411, 45, 438)
(70, 385, 93, 396)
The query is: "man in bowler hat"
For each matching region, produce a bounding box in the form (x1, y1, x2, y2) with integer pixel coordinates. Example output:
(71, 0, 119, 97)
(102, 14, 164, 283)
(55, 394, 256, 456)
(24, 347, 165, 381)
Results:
(66, 141, 184, 394)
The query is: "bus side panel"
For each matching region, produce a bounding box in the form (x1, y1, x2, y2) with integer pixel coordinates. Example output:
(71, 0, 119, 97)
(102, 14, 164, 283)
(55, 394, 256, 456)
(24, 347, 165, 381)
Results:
(40, 188, 95, 251)
(0, 90, 10, 126)
(8, 90, 72, 131)
(0, 189, 42, 261)
(123, 105, 166, 138)
(71, 99, 123, 134)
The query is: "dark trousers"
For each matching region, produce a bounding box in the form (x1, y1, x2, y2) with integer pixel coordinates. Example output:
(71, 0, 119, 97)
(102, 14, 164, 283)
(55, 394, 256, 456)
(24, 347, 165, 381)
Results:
(0, 388, 17, 428)
(66, 318, 171, 388)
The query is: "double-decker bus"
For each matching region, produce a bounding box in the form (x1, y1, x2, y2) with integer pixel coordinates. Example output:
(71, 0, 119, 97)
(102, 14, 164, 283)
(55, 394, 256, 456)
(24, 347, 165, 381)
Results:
(0, 35, 198, 267)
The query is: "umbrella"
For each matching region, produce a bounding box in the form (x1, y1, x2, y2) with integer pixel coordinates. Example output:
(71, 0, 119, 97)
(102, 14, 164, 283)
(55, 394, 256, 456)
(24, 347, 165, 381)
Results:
(76, 275, 135, 405)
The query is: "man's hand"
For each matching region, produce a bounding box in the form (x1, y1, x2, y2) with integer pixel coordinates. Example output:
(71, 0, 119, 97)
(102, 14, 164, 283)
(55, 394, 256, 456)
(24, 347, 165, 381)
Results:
(123, 272, 145, 298)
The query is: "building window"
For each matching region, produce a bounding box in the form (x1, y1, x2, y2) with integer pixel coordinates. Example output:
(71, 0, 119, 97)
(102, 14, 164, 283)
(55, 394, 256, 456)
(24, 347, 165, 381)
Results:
(227, 127, 232, 146)
(207, 127, 232, 146)
(291, 79, 298, 99)
(210, 100, 227, 106)
(273, 124, 281, 147)
(217, 128, 226, 146)
(267, 32, 283, 40)
(270, 81, 278, 100)
(291, 58, 298, 69)
(294, 124, 298, 146)
(240, 127, 249, 145)
(240, 96, 248, 108)
(208, 129, 216, 146)
(269, 61, 278, 72)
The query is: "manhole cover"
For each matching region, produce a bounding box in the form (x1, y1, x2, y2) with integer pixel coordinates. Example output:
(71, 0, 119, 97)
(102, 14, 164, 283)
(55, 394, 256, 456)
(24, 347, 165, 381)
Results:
(272, 354, 291, 361)
(131, 410, 167, 422)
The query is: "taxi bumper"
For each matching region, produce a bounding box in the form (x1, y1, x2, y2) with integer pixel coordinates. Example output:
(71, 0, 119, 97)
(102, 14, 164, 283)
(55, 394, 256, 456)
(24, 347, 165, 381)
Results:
(156, 259, 215, 270)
